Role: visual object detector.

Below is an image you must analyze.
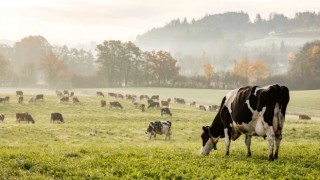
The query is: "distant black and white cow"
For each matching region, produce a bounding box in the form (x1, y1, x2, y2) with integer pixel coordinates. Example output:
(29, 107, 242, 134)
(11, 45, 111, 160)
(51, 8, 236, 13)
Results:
(146, 121, 171, 140)
(201, 85, 290, 161)
(51, 112, 64, 123)
(161, 107, 172, 117)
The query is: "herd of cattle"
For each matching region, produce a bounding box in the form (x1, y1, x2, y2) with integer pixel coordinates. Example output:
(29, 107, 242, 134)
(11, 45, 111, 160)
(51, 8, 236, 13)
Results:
(1, 84, 292, 161)
(0, 89, 217, 132)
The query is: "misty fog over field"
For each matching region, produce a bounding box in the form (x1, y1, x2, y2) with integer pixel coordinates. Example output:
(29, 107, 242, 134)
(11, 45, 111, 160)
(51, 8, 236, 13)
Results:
(1, 1, 320, 90)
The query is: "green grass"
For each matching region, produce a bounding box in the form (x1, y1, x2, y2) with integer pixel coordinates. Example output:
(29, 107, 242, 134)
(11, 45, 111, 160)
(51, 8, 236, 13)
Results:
(0, 88, 319, 179)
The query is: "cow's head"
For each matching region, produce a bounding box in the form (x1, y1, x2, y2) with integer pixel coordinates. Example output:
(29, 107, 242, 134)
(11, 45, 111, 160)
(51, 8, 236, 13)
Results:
(146, 123, 155, 140)
(201, 126, 219, 155)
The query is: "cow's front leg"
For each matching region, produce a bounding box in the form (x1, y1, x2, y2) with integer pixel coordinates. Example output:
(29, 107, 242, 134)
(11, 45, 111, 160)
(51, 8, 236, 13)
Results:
(245, 135, 252, 157)
(224, 128, 232, 156)
(274, 134, 282, 159)
(266, 126, 275, 161)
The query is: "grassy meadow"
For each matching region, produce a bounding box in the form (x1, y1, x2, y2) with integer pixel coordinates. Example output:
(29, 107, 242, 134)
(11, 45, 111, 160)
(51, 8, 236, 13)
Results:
(0, 87, 319, 179)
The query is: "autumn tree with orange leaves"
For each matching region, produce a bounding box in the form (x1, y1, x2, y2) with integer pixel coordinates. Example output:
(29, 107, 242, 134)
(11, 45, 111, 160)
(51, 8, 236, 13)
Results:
(204, 63, 214, 87)
(233, 57, 269, 84)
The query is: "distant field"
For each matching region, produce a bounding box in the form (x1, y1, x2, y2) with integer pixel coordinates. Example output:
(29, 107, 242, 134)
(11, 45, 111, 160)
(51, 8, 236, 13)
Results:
(0, 87, 319, 179)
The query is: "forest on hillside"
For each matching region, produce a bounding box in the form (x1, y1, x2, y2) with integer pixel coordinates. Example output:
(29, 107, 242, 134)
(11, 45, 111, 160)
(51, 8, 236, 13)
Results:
(136, 11, 320, 76)
(0, 12, 320, 90)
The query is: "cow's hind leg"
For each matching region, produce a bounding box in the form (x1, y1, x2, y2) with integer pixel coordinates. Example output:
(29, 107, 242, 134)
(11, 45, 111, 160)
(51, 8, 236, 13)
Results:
(245, 135, 252, 157)
(266, 126, 275, 161)
(274, 134, 282, 159)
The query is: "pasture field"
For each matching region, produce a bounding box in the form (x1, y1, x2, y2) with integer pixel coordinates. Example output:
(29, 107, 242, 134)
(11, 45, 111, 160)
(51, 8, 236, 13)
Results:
(0, 87, 319, 179)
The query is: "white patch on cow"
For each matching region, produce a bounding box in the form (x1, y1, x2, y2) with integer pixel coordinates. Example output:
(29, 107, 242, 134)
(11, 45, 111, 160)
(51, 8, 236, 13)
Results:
(201, 137, 218, 155)
(245, 100, 255, 113)
(230, 106, 268, 138)
(225, 88, 240, 114)
(146, 132, 153, 140)
(253, 87, 262, 96)
(161, 123, 171, 140)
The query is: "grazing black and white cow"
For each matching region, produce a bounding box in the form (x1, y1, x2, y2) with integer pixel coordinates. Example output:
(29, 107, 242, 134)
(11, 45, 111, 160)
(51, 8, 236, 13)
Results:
(201, 85, 290, 161)
(146, 121, 171, 140)
(161, 107, 172, 117)
(51, 112, 64, 123)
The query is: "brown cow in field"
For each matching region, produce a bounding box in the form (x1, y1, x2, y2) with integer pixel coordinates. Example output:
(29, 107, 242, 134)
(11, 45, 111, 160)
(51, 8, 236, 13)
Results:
(199, 105, 207, 111)
(161, 107, 172, 117)
(56, 90, 63, 98)
(0, 114, 4, 123)
(60, 97, 69, 102)
(63, 90, 69, 96)
(101, 100, 106, 107)
(35, 94, 44, 101)
(29, 97, 35, 103)
(16, 112, 35, 124)
(97, 92, 104, 97)
(161, 100, 169, 107)
(140, 95, 149, 101)
(140, 104, 145, 112)
(2, 96, 10, 103)
(110, 101, 123, 109)
(117, 94, 124, 99)
(108, 93, 117, 98)
(16, 91, 23, 96)
(190, 101, 196, 106)
(73, 97, 80, 103)
(18, 96, 23, 103)
(51, 112, 64, 123)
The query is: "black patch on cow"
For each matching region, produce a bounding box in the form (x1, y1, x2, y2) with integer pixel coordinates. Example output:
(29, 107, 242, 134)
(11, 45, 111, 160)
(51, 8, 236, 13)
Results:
(280, 86, 290, 118)
(231, 86, 254, 124)
(201, 126, 210, 146)
(248, 86, 258, 111)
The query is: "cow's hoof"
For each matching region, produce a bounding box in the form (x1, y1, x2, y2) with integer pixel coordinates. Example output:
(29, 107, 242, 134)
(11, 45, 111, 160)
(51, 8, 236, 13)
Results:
(268, 156, 274, 161)
(247, 153, 252, 157)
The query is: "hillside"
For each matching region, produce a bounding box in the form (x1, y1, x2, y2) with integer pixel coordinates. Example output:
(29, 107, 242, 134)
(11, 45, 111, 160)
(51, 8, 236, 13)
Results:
(135, 12, 320, 74)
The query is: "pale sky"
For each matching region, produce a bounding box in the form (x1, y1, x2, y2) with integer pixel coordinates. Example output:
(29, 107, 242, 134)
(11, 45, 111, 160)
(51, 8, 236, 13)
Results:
(1, 0, 320, 46)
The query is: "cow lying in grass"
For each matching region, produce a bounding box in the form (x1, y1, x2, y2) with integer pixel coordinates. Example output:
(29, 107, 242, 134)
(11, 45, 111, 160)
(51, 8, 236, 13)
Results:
(146, 121, 171, 140)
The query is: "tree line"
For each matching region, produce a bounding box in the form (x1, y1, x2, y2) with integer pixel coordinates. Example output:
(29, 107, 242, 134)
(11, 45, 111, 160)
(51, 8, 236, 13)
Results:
(0, 35, 319, 89)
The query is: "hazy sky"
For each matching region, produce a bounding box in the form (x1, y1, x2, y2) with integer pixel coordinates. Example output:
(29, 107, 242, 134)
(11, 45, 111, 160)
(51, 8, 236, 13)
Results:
(1, 0, 320, 45)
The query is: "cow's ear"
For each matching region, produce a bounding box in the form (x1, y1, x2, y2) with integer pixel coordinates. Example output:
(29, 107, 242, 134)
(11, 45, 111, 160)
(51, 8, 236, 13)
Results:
(202, 126, 207, 131)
